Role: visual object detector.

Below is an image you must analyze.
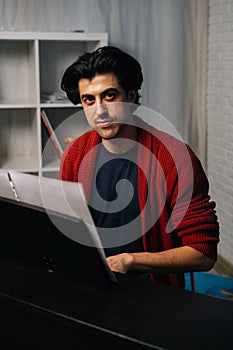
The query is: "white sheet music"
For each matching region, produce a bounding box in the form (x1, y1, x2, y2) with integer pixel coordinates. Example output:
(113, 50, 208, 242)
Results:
(0, 170, 16, 200)
(1, 170, 117, 283)
(7, 170, 93, 224)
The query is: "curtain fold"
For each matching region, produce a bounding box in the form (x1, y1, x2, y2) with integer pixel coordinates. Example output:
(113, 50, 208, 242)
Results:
(184, 0, 209, 169)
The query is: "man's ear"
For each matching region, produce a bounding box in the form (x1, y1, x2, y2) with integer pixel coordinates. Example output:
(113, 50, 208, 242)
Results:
(127, 90, 137, 103)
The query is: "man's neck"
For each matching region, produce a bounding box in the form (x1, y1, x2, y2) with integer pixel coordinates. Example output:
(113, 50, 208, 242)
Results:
(102, 125, 137, 154)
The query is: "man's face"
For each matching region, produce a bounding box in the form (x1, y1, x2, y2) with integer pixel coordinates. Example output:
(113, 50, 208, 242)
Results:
(79, 73, 136, 140)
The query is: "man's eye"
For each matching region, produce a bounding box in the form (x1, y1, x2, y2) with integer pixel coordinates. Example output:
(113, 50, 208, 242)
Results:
(105, 93, 115, 101)
(83, 97, 94, 104)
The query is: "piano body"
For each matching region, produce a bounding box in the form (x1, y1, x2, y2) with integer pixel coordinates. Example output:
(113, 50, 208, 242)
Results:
(0, 195, 233, 350)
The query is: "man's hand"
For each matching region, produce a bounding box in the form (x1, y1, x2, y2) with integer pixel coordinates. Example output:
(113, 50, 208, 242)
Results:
(106, 253, 134, 274)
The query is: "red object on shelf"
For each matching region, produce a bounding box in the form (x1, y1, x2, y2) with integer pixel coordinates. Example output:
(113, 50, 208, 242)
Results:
(40, 110, 63, 158)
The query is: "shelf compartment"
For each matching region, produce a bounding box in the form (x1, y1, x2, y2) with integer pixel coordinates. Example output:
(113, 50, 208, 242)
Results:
(0, 109, 39, 171)
(0, 40, 37, 105)
(39, 40, 103, 104)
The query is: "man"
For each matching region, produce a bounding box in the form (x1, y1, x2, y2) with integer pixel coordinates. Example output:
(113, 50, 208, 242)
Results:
(60, 46, 219, 288)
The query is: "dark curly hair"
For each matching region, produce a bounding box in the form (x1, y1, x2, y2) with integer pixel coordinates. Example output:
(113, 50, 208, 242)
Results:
(61, 46, 143, 105)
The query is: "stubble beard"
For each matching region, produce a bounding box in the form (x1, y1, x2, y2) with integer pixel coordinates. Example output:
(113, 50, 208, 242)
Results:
(95, 123, 123, 140)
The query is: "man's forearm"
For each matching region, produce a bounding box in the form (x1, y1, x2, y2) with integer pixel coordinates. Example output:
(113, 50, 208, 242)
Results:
(106, 246, 215, 274)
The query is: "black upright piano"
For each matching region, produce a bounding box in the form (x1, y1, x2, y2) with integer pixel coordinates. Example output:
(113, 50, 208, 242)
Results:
(0, 196, 232, 350)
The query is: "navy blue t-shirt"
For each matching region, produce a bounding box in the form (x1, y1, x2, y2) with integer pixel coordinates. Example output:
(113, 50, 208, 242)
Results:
(88, 143, 144, 257)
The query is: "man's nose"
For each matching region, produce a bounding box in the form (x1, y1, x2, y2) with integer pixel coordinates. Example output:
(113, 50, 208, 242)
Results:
(96, 101, 107, 117)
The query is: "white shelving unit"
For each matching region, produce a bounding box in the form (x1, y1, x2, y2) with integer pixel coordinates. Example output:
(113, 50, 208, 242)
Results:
(0, 31, 108, 177)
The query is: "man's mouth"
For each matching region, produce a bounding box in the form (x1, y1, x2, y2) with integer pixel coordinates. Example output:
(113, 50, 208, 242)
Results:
(96, 119, 116, 128)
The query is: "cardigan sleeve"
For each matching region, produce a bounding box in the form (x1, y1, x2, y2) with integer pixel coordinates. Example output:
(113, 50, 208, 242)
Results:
(170, 146, 220, 260)
(59, 130, 97, 182)
(59, 138, 77, 181)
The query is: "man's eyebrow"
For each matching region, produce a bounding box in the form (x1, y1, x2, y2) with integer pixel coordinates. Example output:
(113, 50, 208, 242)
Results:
(101, 87, 119, 94)
(101, 88, 120, 96)
(81, 88, 120, 101)
(81, 93, 94, 100)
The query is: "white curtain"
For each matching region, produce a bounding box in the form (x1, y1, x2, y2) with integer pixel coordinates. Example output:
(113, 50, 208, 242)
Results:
(0, 0, 208, 163)
(183, 0, 209, 170)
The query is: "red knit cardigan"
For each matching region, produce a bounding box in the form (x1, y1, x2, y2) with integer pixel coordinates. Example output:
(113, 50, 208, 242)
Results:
(60, 121, 219, 289)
